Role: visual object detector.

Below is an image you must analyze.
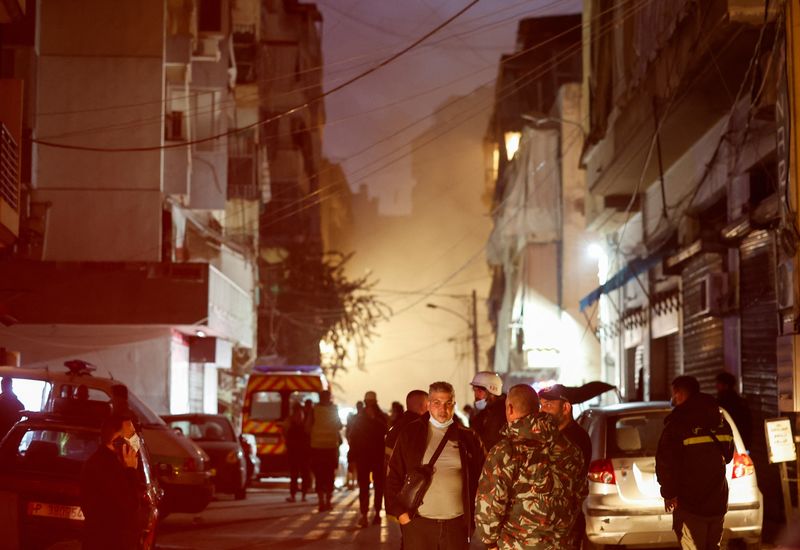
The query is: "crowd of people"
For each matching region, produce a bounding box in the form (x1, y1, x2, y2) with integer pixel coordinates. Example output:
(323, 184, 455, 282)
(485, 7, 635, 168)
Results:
(284, 369, 754, 550)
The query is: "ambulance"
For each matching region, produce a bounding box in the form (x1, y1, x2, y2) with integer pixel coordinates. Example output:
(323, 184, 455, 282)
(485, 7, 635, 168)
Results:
(241, 364, 329, 477)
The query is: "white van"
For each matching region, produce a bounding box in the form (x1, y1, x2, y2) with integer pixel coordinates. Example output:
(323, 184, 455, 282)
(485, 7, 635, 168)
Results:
(0, 363, 214, 514)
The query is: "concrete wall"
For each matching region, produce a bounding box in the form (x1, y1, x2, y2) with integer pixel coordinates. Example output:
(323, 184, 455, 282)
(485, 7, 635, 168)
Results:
(557, 83, 601, 384)
(34, 0, 165, 262)
(0, 324, 173, 413)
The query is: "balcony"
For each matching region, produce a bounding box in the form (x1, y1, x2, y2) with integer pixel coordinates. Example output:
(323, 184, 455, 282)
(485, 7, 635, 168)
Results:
(0, 260, 254, 348)
(0, 123, 20, 246)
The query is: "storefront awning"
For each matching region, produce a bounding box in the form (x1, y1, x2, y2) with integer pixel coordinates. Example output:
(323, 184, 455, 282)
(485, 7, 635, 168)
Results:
(579, 252, 664, 312)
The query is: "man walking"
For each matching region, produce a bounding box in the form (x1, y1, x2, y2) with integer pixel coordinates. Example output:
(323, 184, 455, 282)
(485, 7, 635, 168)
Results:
(309, 390, 342, 512)
(656, 375, 734, 549)
(470, 371, 506, 452)
(386, 381, 484, 549)
(475, 384, 587, 549)
(539, 384, 591, 549)
(350, 390, 388, 527)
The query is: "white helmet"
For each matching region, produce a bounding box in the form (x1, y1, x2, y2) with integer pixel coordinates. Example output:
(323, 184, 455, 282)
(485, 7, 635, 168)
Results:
(470, 371, 502, 396)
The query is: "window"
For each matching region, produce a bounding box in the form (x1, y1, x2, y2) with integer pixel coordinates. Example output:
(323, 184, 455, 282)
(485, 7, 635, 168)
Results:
(191, 90, 221, 151)
(250, 392, 282, 421)
(13, 428, 99, 476)
(10, 379, 51, 411)
(166, 417, 234, 442)
(606, 411, 669, 458)
(197, 0, 223, 34)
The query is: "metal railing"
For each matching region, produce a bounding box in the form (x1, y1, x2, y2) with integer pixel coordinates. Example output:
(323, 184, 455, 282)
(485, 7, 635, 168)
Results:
(0, 123, 19, 211)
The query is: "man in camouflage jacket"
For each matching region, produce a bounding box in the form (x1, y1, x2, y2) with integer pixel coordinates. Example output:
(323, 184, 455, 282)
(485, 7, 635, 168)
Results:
(475, 384, 587, 550)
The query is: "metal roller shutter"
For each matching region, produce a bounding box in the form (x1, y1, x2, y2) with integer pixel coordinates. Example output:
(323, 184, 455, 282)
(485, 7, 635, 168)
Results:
(681, 253, 725, 392)
(739, 229, 778, 418)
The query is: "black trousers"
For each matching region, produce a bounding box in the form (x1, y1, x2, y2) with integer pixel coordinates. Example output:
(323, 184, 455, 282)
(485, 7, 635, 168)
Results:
(287, 447, 310, 496)
(673, 508, 724, 550)
(310, 447, 338, 495)
(356, 457, 384, 514)
(401, 515, 468, 550)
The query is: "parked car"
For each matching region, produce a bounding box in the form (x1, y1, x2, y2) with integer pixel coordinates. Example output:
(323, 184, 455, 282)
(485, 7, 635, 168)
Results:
(162, 414, 248, 500)
(0, 363, 214, 514)
(578, 401, 762, 549)
(0, 413, 161, 549)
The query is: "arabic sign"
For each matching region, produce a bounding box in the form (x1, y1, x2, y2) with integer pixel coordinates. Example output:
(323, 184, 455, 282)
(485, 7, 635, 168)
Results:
(765, 418, 797, 464)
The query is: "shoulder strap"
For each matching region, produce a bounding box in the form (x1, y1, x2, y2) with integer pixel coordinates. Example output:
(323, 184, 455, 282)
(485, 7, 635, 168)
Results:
(425, 424, 454, 467)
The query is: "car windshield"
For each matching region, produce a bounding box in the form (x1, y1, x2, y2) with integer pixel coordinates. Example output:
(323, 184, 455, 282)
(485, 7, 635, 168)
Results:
(127, 392, 166, 427)
(1, 427, 100, 477)
(166, 417, 235, 442)
(606, 410, 670, 458)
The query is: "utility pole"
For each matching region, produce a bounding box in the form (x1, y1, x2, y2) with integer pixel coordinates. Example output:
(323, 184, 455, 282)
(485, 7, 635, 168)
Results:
(471, 289, 479, 377)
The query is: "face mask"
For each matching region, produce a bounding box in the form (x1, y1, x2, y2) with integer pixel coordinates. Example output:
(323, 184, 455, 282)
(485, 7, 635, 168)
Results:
(430, 416, 454, 429)
(126, 433, 141, 454)
(474, 399, 487, 411)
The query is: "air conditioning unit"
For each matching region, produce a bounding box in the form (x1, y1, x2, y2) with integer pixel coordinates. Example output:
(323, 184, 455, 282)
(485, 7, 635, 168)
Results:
(697, 272, 729, 317)
(777, 258, 795, 311)
(192, 36, 221, 61)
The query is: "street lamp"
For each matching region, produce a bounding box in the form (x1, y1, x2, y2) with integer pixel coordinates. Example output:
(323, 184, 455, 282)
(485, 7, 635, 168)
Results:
(426, 290, 479, 377)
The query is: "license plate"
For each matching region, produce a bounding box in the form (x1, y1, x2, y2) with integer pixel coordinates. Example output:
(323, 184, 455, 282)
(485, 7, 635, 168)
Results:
(27, 501, 85, 521)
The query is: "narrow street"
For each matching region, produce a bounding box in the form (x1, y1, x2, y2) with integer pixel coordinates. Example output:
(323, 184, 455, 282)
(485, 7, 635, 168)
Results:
(156, 481, 400, 550)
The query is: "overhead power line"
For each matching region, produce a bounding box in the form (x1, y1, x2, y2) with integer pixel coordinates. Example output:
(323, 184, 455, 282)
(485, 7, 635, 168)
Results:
(31, 0, 481, 153)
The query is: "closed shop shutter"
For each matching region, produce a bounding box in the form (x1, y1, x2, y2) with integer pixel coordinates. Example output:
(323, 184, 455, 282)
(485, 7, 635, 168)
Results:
(666, 332, 680, 383)
(739, 229, 782, 525)
(739, 229, 778, 418)
(681, 253, 725, 392)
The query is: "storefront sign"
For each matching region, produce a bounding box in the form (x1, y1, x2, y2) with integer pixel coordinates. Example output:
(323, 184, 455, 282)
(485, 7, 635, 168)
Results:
(765, 418, 797, 464)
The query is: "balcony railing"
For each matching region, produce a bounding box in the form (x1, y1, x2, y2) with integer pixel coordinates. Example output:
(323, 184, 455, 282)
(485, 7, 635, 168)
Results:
(0, 123, 19, 212)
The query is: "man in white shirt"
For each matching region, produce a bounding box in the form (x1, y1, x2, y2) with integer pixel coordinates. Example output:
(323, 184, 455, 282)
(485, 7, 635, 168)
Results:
(386, 381, 485, 549)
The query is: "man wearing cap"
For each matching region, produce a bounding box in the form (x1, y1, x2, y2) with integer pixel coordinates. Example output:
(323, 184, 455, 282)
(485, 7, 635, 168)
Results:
(475, 384, 587, 549)
(539, 384, 591, 549)
(350, 390, 389, 527)
(470, 371, 506, 453)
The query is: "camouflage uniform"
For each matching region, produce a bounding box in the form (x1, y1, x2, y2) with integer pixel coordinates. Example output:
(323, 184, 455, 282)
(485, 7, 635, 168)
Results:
(475, 412, 587, 550)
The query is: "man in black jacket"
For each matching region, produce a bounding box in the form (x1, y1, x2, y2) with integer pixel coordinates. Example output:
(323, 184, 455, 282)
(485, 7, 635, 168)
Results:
(385, 389, 428, 462)
(386, 381, 485, 549)
(656, 375, 734, 550)
(350, 390, 389, 527)
(715, 371, 752, 450)
(470, 371, 506, 453)
(80, 413, 141, 550)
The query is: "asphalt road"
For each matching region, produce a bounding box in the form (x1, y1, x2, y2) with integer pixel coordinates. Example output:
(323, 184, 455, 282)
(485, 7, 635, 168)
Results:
(155, 481, 401, 549)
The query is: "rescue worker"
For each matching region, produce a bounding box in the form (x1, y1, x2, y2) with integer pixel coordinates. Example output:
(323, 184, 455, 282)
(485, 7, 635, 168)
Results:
(656, 375, 734, 550)
(284, 401, 311, 502)
(470, 371, 506, 452)
(309, 390, 342, 512)
(539, 384, 591, 549)
(386, 381, 484, 549)
(475, 384, 587, 549)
